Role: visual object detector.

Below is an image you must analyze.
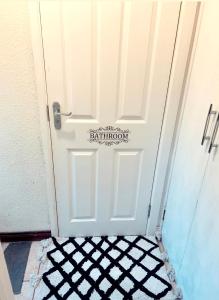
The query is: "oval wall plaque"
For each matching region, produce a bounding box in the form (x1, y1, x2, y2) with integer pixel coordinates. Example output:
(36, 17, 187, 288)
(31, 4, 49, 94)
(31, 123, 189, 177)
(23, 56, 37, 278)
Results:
(88, 126, 130, 146)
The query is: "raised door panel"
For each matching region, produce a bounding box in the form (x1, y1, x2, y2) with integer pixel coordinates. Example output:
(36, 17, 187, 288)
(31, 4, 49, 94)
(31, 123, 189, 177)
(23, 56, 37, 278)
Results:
(69, 150, 97, 221)
(117, 2, 153, 121)
(63, 3, 97, 119)
(112, 150, 142, 219)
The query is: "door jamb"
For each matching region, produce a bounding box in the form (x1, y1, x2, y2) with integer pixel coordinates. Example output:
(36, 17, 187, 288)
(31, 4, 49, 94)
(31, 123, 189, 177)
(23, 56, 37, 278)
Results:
(147, 2, 201, 234)
(156, 2, 203, 232)
(29, 1, 59, 236)
(29, 1, 200, 237)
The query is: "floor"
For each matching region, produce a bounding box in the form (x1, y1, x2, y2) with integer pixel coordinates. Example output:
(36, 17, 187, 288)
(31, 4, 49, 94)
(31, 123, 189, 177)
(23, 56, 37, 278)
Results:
(2, 239, 173, 300)
(2, 241, 43, 300)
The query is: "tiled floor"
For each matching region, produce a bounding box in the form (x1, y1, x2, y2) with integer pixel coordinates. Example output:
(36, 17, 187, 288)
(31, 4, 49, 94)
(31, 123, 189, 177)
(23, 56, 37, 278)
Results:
(2, 241, 42, 300)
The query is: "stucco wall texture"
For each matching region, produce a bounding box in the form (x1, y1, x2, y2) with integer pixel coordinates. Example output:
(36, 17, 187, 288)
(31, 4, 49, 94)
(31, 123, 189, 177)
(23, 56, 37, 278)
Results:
(0, 1, 50, 232)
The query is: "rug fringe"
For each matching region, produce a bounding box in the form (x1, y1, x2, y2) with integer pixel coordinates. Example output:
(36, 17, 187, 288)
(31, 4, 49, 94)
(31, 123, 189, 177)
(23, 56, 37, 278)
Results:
(173, 286, 183, 300)
(40, 238, 52, 249)
(166, 264, 176, 283)
(155, 228, 162, 242)
(30, 274, 42, 288)
(157, 231, 183, 299)
(29, 238, 53, 289)
(37, 238, 52, 264)
(161, 250, 169, 262)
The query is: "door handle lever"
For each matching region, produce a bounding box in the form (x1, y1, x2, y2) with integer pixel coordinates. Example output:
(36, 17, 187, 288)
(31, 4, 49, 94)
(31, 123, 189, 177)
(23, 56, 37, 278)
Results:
(208, 113, 219, 153)
(53, 102, 72, 130)
(54, 111, 72, 117)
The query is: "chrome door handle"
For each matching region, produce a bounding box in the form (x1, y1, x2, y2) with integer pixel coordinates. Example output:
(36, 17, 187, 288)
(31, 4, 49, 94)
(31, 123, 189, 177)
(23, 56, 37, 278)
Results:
(55, 111, 72, 117)
(208, 113, 219, 153)
(53, 102, 72, 130)
(201, 104, 216, 145)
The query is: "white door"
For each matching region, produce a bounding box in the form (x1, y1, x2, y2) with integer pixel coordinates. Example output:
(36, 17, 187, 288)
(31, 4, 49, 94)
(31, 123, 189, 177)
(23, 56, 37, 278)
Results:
(40, 1, 180, 237)
(163, 2, 219, 275)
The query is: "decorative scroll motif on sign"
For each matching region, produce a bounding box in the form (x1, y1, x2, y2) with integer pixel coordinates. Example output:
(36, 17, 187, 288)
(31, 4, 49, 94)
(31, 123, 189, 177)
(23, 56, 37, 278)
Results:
(88, 126, 130, 146)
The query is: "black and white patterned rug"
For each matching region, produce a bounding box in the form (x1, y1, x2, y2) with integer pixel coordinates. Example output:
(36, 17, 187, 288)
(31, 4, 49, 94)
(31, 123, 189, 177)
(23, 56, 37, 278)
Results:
(35, 236, 173, 299)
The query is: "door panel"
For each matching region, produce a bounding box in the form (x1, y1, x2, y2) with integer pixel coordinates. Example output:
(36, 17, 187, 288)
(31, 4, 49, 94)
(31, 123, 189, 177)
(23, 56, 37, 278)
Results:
(69, 150, 97, 220)
(40, 0, 180, 236)
(62, 2, 97, 119)
(112, 150, 142, 219)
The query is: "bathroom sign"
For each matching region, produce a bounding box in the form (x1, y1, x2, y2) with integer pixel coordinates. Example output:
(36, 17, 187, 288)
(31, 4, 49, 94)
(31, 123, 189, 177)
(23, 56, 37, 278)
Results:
(88, 126, 130, 146)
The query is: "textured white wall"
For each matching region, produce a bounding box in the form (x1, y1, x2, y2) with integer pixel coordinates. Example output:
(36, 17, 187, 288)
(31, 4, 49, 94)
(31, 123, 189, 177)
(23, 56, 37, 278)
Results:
(0, 1, 50, 232)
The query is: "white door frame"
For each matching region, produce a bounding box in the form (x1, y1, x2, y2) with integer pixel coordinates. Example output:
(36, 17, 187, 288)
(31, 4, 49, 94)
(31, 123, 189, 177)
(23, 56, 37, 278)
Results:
(28, 1, 200, 237)
(29, 1, 59, 236)
(159, 2, 204, 231)
(147, 2, 201, 234)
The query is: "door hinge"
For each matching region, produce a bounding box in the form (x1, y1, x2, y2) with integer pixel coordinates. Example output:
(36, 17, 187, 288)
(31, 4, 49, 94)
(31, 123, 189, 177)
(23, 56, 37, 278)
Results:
(162, 209, 166, 221)
(46, 105, 50, 122)
(148, 203, 151, 218)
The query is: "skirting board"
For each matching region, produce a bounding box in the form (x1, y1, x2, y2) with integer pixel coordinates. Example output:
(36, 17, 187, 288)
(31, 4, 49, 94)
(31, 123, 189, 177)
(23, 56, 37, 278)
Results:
(0, 231, 51, 242)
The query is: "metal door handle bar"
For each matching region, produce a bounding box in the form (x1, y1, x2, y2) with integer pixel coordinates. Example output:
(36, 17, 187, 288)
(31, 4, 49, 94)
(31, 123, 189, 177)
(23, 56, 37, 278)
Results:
(208, 113, 219, 153)
(201, 104, 216, 145)
(55, 111, 72, 117)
